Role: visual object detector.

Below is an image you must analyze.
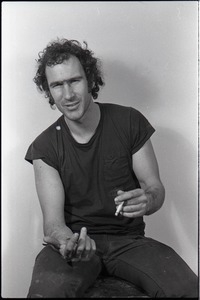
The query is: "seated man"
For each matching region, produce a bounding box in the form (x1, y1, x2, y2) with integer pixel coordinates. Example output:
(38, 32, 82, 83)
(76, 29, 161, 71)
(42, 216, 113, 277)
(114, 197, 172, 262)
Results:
(25, 38, 198, 298)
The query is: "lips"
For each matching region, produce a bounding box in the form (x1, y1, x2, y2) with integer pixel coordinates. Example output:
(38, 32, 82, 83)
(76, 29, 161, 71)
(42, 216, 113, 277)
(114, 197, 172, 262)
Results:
(64, 101, 80, 110)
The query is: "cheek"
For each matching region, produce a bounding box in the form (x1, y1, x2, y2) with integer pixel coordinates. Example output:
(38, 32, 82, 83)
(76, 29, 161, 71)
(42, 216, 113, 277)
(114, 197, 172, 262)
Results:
(77, 81, 89, 94)
(50, 89, 62, 101)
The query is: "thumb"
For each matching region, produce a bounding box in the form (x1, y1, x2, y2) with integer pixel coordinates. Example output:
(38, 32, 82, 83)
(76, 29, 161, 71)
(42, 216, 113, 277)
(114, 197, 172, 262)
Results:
(115, 190, 125, 205)
(117, 190, 124, 195)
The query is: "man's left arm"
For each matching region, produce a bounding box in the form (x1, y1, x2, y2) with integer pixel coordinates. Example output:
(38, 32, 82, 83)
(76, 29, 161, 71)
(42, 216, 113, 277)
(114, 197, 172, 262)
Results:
(114, 139, 165, 217)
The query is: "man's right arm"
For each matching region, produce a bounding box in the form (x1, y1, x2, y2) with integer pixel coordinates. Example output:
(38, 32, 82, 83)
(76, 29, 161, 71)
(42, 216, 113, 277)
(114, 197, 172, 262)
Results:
(33, 159, 96, 261)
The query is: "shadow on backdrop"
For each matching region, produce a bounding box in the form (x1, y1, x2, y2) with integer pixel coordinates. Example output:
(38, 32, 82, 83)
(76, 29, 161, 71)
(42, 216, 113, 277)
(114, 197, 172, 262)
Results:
(101, 59, 198, 259)
(149, 127, 198, 254)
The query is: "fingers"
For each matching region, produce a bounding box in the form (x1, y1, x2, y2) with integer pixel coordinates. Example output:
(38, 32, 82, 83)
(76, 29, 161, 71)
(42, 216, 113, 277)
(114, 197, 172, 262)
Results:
(122, 202, 146, 212)
(74, 227, 87, 260)
(80, 236, 96, 261)
(115, 189, 144, 204)
(58, 227, 96, 262)
(121, 202, 147, 217)
(72, 227, 96, 262)
(43, 229, 96, 262)
(120, 209, 146, 218)
(60, 233, 79, 259)
(114, 189, 148, 218)
(117, 190, 125, 196)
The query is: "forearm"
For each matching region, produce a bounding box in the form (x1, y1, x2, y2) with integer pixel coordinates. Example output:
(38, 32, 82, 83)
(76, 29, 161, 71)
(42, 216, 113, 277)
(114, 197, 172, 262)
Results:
(145, 183, 165, 215)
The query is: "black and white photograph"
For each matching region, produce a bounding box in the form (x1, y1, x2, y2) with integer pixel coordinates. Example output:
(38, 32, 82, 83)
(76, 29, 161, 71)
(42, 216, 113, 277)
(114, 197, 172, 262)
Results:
(2, 1, 199, 298)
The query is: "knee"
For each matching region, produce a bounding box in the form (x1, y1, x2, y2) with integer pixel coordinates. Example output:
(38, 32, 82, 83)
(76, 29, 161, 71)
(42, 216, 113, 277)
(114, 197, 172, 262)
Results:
(27, 272, 85, 298)
(27, 272, 66, 298)
(170, 276, 199, 298)
(154, 275, 199, 298)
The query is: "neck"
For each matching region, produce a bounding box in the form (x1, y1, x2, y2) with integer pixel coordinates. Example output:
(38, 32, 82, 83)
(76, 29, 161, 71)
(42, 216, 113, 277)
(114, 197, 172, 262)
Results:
(64, 102, 101, 143)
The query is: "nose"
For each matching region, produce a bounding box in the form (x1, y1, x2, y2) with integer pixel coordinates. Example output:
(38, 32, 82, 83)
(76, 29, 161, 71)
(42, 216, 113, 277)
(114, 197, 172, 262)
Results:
(63, 83, 74, 100)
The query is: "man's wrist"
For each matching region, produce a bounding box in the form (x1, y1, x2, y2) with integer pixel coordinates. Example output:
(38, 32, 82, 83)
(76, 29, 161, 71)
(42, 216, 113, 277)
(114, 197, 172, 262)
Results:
(144, 185, 164, 215)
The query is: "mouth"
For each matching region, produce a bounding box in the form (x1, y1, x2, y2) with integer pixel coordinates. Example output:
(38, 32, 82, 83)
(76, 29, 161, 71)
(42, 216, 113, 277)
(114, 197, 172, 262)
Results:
(64, 101, 80, 110)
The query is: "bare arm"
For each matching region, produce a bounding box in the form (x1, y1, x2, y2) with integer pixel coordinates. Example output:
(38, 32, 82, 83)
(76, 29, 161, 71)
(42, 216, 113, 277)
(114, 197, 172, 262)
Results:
(132, 138, 165, 215)
(33, 159, 96, 260)
(114, 139, 165, 217)
(33, 159, 70, 237)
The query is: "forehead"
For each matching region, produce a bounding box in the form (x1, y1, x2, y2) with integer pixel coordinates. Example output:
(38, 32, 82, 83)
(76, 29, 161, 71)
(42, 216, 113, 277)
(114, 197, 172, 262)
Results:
(45, 55, 86, 81)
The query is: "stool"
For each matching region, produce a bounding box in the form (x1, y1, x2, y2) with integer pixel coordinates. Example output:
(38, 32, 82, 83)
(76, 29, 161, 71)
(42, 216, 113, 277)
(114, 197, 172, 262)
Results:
(84, 275, 149, 298)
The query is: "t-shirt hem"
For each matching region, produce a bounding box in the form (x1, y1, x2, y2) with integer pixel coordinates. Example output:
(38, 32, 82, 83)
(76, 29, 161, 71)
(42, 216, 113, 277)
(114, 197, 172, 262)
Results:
(131, 127, 155, 155)
(24, 156, 58, 170)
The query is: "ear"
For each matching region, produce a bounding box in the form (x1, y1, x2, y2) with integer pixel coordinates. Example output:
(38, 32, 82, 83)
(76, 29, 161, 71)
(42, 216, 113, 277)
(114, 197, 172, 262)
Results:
(50, 104, 57, 110)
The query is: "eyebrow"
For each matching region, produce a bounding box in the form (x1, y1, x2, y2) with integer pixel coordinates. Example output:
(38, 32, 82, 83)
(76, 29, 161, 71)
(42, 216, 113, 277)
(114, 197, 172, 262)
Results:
(49, 76, 83, 87)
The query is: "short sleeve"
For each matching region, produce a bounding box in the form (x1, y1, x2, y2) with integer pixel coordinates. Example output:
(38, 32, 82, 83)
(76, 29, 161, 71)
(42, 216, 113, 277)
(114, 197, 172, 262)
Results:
(25, 128, 59, 170)
(130, 108, 155, 155)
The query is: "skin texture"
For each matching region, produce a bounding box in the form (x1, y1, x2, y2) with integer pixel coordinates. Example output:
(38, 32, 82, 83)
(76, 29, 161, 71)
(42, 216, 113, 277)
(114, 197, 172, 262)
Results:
(114, 139, 165, 217)
(46, 56, 101, 144)
(33, 55, 165, 261)
(46, 56, 92, 122)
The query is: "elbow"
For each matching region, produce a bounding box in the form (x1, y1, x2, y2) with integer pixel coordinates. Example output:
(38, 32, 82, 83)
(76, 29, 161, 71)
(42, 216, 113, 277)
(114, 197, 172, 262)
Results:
(161, 182, 165, 202)
(158, 182, 165, 210)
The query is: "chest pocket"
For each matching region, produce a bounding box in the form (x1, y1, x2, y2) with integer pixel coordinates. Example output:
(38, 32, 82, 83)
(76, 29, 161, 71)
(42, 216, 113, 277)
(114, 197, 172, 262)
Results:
(104, 156, 135, 194)
(104, 156, 129, 179)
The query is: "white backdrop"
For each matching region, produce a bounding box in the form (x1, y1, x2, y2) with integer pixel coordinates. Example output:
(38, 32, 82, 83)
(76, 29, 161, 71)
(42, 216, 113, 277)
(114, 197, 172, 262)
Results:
(2, 2, 198, 297)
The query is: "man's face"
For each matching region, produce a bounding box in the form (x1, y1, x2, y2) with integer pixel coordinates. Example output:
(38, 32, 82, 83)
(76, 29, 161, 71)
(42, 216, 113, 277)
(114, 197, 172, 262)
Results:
(45, 55, 92, 122)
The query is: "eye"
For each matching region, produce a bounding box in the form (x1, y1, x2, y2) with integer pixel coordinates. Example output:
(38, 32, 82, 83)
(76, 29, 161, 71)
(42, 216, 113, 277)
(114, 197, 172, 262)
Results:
(50, 83, 63, 90)
(70, 77, 82, 84)
(71, 79, 79, 84)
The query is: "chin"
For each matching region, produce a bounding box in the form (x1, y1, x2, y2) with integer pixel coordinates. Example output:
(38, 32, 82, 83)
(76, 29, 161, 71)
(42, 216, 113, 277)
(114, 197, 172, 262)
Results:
(65, 111, 84, 122)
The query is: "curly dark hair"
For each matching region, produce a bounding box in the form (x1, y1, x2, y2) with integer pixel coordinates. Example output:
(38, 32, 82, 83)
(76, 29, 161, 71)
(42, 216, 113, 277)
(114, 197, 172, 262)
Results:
(33, 38, 104, 106)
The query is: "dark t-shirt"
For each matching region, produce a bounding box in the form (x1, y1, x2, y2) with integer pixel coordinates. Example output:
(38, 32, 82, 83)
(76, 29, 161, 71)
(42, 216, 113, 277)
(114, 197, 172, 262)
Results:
(25, 103, 155, 235)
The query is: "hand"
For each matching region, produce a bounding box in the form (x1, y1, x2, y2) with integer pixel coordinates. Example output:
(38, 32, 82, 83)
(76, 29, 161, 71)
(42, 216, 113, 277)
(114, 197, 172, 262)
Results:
(114, 189, 149, 218)
(72, 227, 96, 262)
(43, 227, 96, 262)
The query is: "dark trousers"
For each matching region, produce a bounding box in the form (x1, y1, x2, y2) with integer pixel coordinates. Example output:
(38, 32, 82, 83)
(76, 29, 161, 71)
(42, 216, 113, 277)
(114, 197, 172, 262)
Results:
(27, 235, 198, 298)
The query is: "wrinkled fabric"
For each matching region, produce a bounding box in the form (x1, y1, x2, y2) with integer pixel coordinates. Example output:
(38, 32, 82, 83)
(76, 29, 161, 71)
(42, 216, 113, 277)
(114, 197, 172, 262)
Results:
(27, 235, 198, 298)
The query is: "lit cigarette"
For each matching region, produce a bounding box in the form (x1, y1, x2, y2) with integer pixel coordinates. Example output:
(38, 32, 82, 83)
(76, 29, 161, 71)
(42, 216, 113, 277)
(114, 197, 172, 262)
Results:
(115, 201, 124, 216)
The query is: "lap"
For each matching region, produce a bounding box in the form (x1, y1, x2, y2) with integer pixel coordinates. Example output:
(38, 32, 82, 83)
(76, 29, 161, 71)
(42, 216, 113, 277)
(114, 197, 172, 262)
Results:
(95, 235, 198, 298)
(28, 236, 198, 298)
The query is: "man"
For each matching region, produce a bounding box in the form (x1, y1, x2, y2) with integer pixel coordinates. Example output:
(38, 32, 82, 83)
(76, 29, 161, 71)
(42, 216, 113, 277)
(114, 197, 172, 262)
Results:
(25, 39, 198, 298)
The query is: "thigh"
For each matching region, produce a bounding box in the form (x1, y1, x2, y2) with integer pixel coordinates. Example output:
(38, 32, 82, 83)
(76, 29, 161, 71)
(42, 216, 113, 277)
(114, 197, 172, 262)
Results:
(27, 245, 102, 298)
(104, 236, 198, 298)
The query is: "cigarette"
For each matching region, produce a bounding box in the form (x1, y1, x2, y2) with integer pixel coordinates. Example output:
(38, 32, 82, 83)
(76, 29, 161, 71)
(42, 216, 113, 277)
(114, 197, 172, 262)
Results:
(115, 201, 124, 216)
